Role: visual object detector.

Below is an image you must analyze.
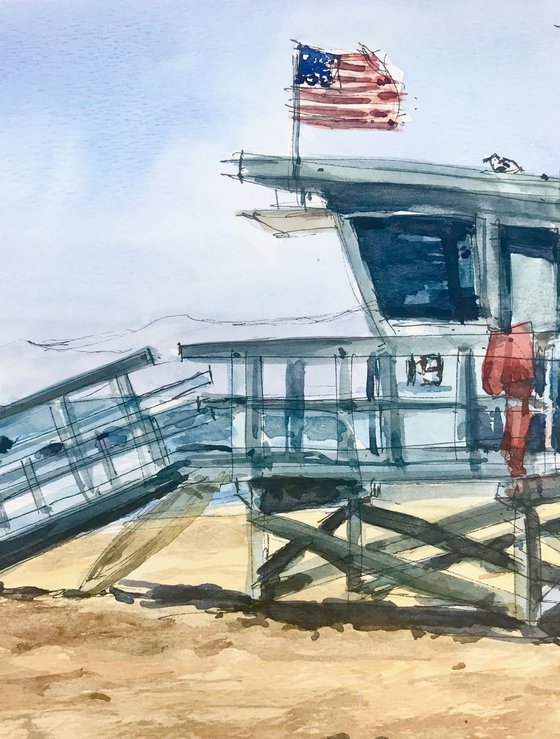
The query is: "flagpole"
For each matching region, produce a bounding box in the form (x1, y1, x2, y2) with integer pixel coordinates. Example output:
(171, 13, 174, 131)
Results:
(291, 45, 303, 203)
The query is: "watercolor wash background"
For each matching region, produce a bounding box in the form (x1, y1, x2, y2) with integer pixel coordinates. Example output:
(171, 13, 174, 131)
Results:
(0, 0, 558, 401)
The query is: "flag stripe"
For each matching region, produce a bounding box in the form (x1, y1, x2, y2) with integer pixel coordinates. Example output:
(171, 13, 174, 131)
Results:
(298, 90, 402, 104)
(300, 118, 399, 130)
(300, 107, 393, 119)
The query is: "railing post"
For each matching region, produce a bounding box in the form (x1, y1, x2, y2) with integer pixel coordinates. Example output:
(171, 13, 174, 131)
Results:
(49, 397, 95, 498)
(457, 348, 485, 471)
(110, 374, 169, 478)
(245, 355, 265, 463)
(377, 352, 404, 466)
(229, 351, 246, 466)
(366, 353, 380, 456)
(0, 500, 9, 531)
(336, 352, 358, 465)
(285, 359, 305, 454)
(21, 459, 51, 513)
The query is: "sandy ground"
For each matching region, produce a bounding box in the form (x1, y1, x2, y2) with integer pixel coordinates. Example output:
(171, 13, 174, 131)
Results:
(2, 503, 560, 739)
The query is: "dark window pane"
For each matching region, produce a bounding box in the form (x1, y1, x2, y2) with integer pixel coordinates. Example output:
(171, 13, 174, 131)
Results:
(353, 216, 479, 322)
(500, 225, 558, 263)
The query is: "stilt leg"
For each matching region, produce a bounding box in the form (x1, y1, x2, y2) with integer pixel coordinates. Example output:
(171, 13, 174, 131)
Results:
(346, 499, 363, 592)
(514, 505, 542, 624)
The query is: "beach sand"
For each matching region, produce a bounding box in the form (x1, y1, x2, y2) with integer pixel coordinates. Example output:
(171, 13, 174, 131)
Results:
(1, 502, 560, 738)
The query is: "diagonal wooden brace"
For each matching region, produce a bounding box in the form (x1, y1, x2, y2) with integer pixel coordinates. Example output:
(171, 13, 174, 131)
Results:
(361, 503, 517, 571)
(257, 505, 348, 590)
(250, 513, 513, 614)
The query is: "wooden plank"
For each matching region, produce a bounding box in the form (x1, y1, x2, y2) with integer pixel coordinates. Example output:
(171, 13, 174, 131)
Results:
(250, 513, 512, 613)
(80, 476, 221, 595)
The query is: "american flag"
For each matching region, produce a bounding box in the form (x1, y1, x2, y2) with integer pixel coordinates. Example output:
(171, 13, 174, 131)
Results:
(292, 44, 406, 130)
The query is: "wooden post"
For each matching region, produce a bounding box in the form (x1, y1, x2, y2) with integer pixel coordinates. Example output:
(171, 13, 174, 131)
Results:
(246, 483, 265, 600)
(475, 215, 511, 331)
(244, 357, 266, 600)
(456, 349, 485, 471)
(514, 505, 542, 624)
(346, 498, 363, 591)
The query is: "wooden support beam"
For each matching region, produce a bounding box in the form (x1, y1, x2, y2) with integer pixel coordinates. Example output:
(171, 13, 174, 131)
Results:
(374, 499, 517, 557)
(250, 513, 513, 613)
(284, 531, 517, 600)
(228, 352, 246, 467)
(540, 562, 560, 589)
(246, 482, 266, 600)
(361, 503, 516, 571)
(80, 475, 220, 595)
(360, 532, 516, 597)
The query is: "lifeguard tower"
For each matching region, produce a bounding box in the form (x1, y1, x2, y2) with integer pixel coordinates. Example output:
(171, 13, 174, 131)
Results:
(1, 155, 560, 631)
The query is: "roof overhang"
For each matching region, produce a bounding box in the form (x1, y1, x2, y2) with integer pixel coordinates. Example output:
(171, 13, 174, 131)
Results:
(224, 154, 560, 223)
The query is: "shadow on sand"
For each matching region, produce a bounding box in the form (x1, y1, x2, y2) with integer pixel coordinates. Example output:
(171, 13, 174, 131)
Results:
(4, 578, 560, 641)
(113, 579, 532, 640)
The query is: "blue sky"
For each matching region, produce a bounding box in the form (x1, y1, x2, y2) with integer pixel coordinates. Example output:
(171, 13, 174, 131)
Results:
(0, 0, 559, 342)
